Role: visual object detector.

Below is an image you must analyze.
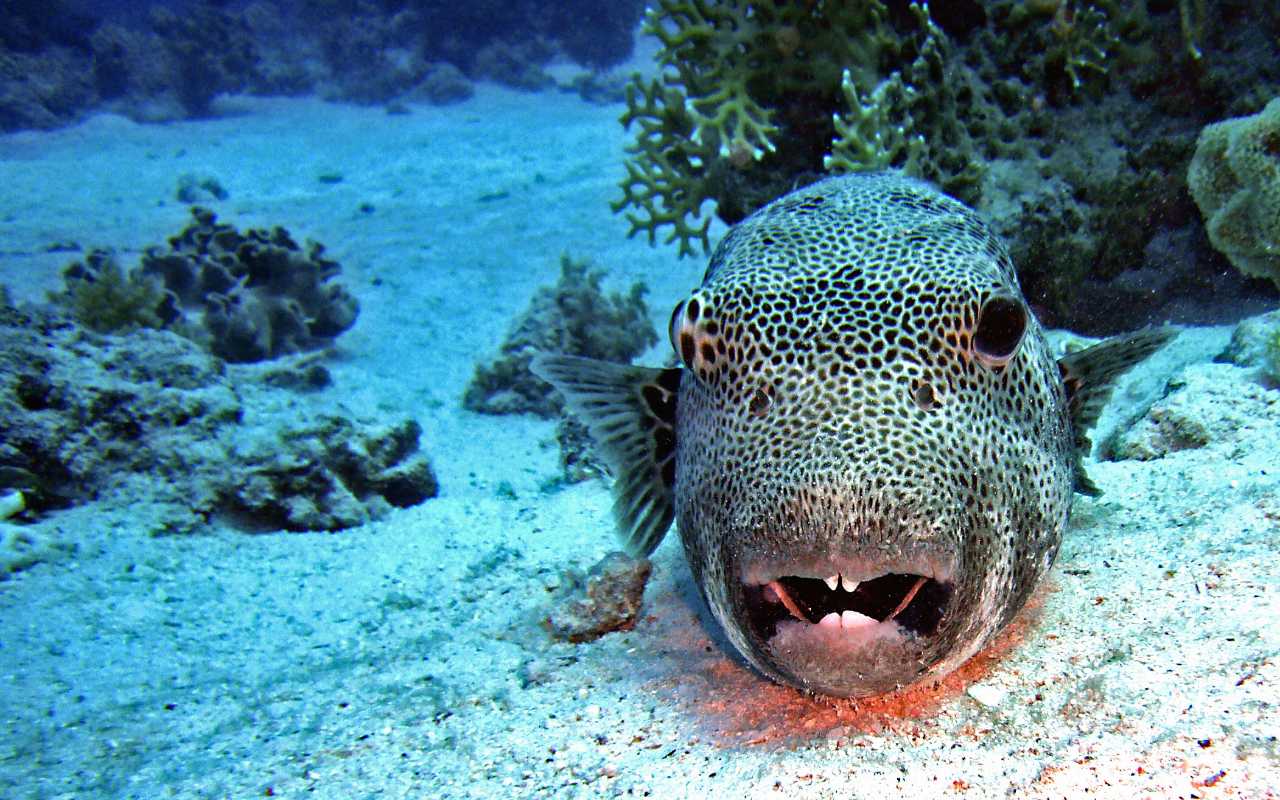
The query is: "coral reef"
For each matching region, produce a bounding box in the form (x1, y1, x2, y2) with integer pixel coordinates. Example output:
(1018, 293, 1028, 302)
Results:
(148, 5, 260, 116)
(302, 0, 642, 103)
(60, 207, 359, 363)
(613, 0, 1280, 334)
(0, 0, 644, 129)
(464, 255, 657, 417)
(0, 0, 96, 129)
(544, 551, 652, 643)
(612, 0, 1028, 257)
(1187, 97, 1280, 289)
(0, 303, 436, 537)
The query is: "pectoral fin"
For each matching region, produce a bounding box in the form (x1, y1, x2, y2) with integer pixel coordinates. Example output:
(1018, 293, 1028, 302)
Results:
(1058, 326, 1177, 495)
(531, 354, 682, 556)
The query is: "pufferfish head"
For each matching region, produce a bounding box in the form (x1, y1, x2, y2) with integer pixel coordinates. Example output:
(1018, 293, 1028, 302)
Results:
(664, 175, 1073, 697)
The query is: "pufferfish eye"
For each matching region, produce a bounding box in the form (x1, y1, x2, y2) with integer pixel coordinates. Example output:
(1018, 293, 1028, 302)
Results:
(973, 295, 1027, 366)
(669, 298, 697, 367)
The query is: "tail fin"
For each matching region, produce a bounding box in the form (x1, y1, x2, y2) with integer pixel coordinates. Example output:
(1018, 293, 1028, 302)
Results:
(531, 354, 682, 556)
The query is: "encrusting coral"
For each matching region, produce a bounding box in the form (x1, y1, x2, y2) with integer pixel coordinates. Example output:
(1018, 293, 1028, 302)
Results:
(1187, 97, 1280, 289)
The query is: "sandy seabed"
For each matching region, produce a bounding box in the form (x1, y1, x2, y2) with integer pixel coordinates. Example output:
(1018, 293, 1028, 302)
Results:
(0, 83, 1277, 799)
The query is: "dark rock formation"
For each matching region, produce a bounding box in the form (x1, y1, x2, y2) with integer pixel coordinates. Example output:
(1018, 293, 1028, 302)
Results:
(61, 207, 359, 363)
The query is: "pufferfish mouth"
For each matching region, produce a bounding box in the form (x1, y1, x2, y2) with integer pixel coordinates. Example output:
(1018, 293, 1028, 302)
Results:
(742, 557, 954, 642)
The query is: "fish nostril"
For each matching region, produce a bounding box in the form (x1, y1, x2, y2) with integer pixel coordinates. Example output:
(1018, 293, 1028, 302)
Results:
(748, 385, 775, 417)
(912, 382, 938, 411)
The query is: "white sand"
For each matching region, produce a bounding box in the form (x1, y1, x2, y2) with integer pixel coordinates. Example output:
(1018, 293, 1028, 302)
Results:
(0, 86, 1277, 799)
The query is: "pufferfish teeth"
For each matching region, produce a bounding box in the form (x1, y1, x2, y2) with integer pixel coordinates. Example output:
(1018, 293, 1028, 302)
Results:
(841, 609, 877, 629)
(841, 575, 859, 593)
(824, 575, 839, 591)
(818, 612, 842, 628)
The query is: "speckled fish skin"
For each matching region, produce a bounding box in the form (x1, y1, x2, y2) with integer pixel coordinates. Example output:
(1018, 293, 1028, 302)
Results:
(535, 173, 1172, 698)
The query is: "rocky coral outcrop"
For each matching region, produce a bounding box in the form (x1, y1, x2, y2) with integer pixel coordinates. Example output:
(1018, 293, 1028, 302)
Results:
(463, 255, 657, 417)
(1105, 362, 1279, 461)
(61, 207, 359, 363)
(1105, 314, 1280, 461)
(544, 551, 652, 643)
(0, 303, 242, 510)
(0, 302, 436, 546)
(224, 416, 438, 532)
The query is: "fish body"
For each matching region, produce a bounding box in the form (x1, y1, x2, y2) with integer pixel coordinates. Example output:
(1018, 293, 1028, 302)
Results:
(535, 173, 1171, 698)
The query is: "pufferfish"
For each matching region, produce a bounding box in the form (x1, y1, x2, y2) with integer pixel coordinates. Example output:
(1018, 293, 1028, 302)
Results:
(534, 173, 1172, 698)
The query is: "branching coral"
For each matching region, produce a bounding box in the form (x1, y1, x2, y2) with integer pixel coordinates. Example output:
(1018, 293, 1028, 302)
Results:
(614, 0, 1001, 257)
(62, 249, 165, 333)
(824, 68, 924, 175)
(824, 4, 967, 185)
(985, 0, 1119, 104)
(615, 0, 904, 257)
(1048, 2, 1115, 95)
(613, 78, 717, 257)
(644, 1, 780, 163)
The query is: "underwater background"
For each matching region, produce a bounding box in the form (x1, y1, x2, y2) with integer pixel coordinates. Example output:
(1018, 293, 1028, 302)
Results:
(0, 1, 1278, 797)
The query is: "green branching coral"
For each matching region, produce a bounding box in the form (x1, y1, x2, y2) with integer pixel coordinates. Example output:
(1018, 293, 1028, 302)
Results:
(61, 250, 165, 333)
(615, 0, 907, 257)
(645, 1, 780, 162)
(1051, 2, 1116, 95)
(824, 3, 982, 192)
(614, 0, 1000, 258)
(989, 0, 1120, 102)
(614, 78, 718, 257)
(824, 68, 924, 175)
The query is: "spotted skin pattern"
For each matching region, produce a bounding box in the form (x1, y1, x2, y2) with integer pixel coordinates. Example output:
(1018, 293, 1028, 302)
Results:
(669, 174, 1074, 696)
